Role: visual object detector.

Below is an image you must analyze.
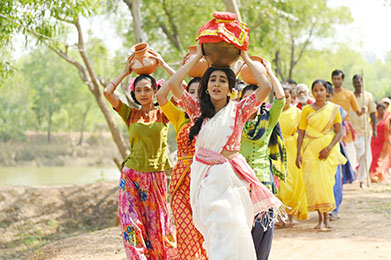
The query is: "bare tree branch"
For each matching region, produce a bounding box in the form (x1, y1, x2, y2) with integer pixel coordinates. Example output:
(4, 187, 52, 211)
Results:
(123, 0, 146, 43)
(223, 0, 242, 21)
(273, 50, 285, 82)
(293, 20, 317, 66)
(74, 19, 102, 92)
(46, 43, 91, 86)
(159, 23, 182, 50)
(160, 0, 182, 50)
(54, 16, 75, 24)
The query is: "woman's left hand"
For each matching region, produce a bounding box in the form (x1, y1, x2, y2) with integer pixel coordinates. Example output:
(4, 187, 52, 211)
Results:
(319, 147, 331, 160)
(240, 50, 250, 62)
(240, 50, 267, 75)
(148, 48, 165, 65)
(261, 58, 272, 74)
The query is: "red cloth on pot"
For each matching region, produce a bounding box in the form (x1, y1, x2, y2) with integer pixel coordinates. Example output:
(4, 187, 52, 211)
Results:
(196, 11, 249, 51)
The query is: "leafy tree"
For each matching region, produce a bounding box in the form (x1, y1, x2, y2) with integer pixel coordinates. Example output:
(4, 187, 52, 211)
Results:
(293, 45, 391, 101)
(0, 68, 33, 141)
(0, 0, 130, 160)
(19, 48, 82, 141)
(241, 0, 353, 82)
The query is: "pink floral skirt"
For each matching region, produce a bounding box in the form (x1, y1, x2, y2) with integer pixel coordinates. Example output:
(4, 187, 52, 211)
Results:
(118, 167, 177, 260)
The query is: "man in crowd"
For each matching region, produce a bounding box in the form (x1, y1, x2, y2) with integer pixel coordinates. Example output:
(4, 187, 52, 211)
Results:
(287, 79, 297, 105)
(295, 83, 314, 110)
(330, 70, 366, 186)
(349, 74, 376, 188)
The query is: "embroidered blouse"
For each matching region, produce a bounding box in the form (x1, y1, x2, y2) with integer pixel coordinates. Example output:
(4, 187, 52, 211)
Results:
(179, 90, 263, 151)
(114, 100, 172, 172)
(240, 98, 285, 192)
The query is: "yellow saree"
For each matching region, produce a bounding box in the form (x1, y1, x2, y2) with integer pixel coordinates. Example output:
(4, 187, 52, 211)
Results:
(277, 106, 308, 220)
(301, 103, 347, 213)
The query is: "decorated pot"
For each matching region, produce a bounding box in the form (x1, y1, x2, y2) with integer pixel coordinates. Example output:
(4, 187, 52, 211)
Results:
(129, 43, 158, 75)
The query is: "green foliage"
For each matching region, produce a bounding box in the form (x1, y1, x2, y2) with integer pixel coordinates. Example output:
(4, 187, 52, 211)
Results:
(293, 46, 391, 101)
(0, 46, 107, 141)
(0, 0, 105, 85)
(242, 0, 353, 80)
(0, 66, 31, 141)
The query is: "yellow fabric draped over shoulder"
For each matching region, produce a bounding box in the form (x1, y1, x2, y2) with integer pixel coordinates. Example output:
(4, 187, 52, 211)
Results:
(299, 102, 347, 213)
(277, 106, 308, 220)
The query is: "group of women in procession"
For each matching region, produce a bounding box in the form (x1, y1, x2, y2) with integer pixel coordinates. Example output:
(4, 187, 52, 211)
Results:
(102, 11, 390, 260)
(103, 45, 357, 259)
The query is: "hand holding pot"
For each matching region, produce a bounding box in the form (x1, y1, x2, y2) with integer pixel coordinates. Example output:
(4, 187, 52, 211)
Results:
(125, 53, 134, 75)
(147, 48, 164, 66)
(129, 42, 158, 75)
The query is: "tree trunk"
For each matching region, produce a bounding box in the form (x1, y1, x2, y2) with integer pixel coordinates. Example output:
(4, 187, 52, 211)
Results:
(123, 0, 146, 43)
(288, 38, 295, 81)
(74, 20, 129, 160)
(223, 0, 242, 21)
(78, 104, 90, 146)
(47, 104, 52, 143)
(273, 50, 285, 83)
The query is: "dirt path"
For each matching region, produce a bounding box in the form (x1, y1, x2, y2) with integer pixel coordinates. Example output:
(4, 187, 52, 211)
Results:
(270, 181, 391, 260)
(2, 180, 391, 260)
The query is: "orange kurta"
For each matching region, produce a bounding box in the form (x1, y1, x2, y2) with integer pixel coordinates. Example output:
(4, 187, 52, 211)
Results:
(161, 101, 208, 260)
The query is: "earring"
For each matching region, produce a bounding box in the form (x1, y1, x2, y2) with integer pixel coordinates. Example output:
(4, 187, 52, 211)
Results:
(205, 89, 209, 94)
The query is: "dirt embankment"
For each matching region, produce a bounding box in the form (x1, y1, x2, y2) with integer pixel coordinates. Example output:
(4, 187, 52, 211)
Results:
(0, 181, 119, 260)
(1, 180, 391, 260)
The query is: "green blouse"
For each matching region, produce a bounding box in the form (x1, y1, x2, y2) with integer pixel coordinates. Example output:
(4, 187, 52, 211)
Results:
(240, 98, 285, 191)
(114, 101, 172, 172)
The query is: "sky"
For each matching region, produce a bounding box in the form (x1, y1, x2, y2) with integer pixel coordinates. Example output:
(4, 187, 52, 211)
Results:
(328, 0, 391, 59)
(11, 0, 391, 61)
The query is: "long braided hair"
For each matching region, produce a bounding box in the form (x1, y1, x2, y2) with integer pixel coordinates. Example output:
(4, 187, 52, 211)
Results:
(188, 67, 236, 144)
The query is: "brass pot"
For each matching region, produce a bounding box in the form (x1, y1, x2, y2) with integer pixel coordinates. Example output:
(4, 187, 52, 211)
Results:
(202, 42, 241, 67)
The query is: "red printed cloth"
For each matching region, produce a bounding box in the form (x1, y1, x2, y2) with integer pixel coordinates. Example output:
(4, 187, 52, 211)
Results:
(196, 11, 249, 51)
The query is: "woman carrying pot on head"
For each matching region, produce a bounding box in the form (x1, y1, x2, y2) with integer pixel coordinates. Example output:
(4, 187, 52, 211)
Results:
(104, 49, 178, 260)
(164, 45, 283, 260)
(156, 77, 208, 260)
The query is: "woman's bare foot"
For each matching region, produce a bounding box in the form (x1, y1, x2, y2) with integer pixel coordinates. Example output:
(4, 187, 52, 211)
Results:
(323, 213, 333, 230)
(314, 210, 324, 230)
(275, 221, 287, 229)
(314, 222, 324, 230)
(287, 215, 298, 227)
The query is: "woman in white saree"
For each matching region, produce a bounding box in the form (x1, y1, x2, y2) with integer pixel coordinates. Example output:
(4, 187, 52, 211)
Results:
(165, 45, 282, 259)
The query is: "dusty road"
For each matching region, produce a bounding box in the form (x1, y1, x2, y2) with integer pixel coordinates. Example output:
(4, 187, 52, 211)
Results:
(1, 180, 390, 260)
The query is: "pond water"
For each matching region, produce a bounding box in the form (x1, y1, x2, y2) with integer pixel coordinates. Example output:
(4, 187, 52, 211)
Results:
(0, 167, 120, 186)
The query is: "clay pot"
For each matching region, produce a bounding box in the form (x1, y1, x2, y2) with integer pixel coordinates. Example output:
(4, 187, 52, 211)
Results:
(129, 43, 158, 75)
(202, 41, 241, 67)
(181, 46, 209, 78)
(240, 56, 265, 85)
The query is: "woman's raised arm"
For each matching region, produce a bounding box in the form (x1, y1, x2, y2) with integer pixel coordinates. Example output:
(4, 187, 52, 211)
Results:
(240, 51, 272, 102)
(104, 55, 133, 108)
(166, 45, 203, 98)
